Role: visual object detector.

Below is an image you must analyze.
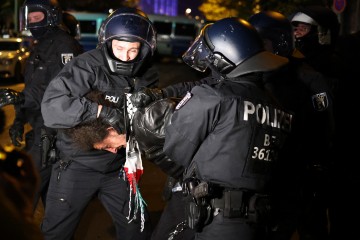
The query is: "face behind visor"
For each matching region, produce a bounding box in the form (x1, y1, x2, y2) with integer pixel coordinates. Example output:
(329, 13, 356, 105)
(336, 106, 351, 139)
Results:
(19, 0, 61, 31)
(98, 7, 156, 76)
(291, 6, 340, 46)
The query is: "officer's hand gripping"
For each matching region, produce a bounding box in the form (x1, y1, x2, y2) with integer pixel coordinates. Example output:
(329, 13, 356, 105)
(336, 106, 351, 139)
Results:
(144, 145, 184, 180)
(0, 88, 24, 108)
(99, 106, 127, 134)
(9, 121, 24, 147)
(130, 88, 164, 108)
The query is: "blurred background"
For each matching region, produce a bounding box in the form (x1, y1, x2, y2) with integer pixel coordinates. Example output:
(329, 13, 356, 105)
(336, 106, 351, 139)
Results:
(1, 0, 359, 80)
(1, 0, 359, 38)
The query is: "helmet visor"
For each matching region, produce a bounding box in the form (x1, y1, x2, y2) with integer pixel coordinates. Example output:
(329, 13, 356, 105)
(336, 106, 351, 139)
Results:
(100, 14, 156, 54)
(182, 36, 213, 72)
(19, 5, 49, 31)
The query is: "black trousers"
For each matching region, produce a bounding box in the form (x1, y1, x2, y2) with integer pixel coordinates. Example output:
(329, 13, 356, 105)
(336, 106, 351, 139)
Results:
(41, 160, 151, 240)
(151, 191, 195, 240)
(196, 211, 268, 240)
(25, 127, 52, 210)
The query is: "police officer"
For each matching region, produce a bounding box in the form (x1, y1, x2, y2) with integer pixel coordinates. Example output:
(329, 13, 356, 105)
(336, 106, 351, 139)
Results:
(129, 38, 221, 240)
(291, 6, 341, 84)
(40, 7, 157, 240)
(0, 0, 82, 210)
(290, 7, 341, 240)
(162, 17, 290, 240)
(61, 11, 81, 40)
(248, 10, 336, 240)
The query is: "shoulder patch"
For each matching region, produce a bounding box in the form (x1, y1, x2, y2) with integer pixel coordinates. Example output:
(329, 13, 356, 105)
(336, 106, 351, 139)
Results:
(312, 92, 328, 111)
(61, 53, 74, 65)
(175, 91, 192, 110)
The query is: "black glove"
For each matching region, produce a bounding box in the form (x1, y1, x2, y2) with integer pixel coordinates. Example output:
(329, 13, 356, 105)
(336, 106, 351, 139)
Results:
(0, 88, 25, 108)
(130, 88, 164, 108)
(99, 105, 127, 134)
(9, 120, 24, 147)
(132, 98, 184, 179)
(145, 145, 184, 179)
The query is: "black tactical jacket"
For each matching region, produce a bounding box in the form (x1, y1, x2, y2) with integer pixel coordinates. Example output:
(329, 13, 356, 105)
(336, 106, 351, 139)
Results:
(17, 27, 82, 129)
(41, 47, 159, 172)
(164, 76, 292, 192)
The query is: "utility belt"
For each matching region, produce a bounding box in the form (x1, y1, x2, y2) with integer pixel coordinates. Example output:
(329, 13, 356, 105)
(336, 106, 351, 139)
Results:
(211, 190, 246, 218)
(212, 190, 271, 223)
(182, 178, 271, 231)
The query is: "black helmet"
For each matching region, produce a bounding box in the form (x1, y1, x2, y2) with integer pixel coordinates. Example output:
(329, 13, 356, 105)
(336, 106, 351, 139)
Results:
(182, 17, 288, 78)
(62, 12, 81, 39)
(248, 11, 294, 57)
(291, 6, 340, 47)
(98, 7, 156, 76)
(19, 0, 61, 31)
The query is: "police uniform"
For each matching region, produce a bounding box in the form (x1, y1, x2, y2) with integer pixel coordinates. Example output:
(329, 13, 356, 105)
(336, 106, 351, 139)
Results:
(263, 56, 335, 240)
(154, 16, 291, 240)
(14, 27, 82, 209)
(163, 76, 292, 240)
(130, 76, 219, 240)
(291, 7, 341, 239)
(40, 45, 158, 239)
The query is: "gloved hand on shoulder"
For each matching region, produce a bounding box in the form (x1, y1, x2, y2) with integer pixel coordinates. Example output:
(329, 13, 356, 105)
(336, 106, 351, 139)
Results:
(99, 105, 128, 134)
(144, 145, 184, 180)
(9, 119, 24, 147)
(0, 88, 25, 108)
(132, 98, 184, 179)
(130, 88, 164, 108)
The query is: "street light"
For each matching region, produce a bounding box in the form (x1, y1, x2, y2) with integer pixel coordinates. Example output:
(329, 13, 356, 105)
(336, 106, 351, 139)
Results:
(185, 8, 191, 18)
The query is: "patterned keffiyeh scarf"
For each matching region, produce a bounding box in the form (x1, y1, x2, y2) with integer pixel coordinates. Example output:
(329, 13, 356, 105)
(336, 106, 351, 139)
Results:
(123, 93, 146, 231)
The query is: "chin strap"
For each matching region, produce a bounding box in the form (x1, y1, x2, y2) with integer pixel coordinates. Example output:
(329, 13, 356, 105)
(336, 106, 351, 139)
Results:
(207, 61, 226, 82)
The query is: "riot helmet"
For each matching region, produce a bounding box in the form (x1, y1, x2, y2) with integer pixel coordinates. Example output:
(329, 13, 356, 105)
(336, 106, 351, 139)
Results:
(248, 11, 294, 57)
(98, 7, 156, 76)
(291, 6, 340, 51)
(19, 0, 62, 39)
(182, 17, 288, 78)
(62, 12, 81, 40)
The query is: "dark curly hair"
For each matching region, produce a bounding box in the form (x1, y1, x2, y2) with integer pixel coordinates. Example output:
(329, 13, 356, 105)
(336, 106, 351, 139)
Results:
(64, 90, 116, 151)
(67, 118, 110, 151)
